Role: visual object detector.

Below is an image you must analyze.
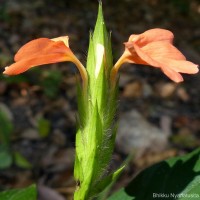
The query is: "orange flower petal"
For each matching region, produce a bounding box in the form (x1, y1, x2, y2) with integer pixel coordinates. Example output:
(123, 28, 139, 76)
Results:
(4, 53, 70, 75)
(14, 37, 70, 62)
(129, 28, 174, 45)
(160, 59, 198, 74)
(125, 42, 159, 67)
(141, 41, 186, 60)
(15, 38, 51, 61)
(112, 28, 199, 83)
(161, 66, 184, 83)
(128, 41, 198, 75)
(127, 31, 198, 81)
(4, 36, 76, 76)
(125, 41, 186, 65)
(4, 36, 88, 90)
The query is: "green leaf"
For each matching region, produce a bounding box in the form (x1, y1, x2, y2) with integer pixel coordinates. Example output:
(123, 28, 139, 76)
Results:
(108, 148, 200, 200)
(40, 70, 62, 98)
(0, 110, 13, 145)
(37, 118, 51, 138)
(0, 184, 37, 200)
(14, 151, 32, 169)
(0, 146, 12, 169)
(0, 74, 28, 84)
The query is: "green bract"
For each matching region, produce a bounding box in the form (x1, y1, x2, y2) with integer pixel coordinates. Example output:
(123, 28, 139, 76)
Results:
(74, 4, 122, 200)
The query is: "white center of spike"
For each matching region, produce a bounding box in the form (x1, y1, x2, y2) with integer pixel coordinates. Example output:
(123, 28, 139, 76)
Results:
(95, 43, 104, 78)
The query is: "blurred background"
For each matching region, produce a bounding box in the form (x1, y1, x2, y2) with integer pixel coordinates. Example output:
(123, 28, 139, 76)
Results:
(0, 0, 200, 199)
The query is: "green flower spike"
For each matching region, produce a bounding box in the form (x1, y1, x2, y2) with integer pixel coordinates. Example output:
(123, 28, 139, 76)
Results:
(74, 3, 123, 200)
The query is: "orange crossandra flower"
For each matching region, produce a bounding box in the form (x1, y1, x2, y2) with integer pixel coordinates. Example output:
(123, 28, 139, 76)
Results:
(3, 36, 88, 89)
(111, 28, 198, 83)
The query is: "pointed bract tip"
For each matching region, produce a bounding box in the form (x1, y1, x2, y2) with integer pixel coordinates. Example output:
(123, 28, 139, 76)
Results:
(97, 1, 104, 20)
(98, 0, 102, 6)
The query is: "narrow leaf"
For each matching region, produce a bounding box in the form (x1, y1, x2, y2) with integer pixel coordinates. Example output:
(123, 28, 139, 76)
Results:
(0, 146, 12, 169)
(91, 165, 125, 197)
(14, 151, 32, 169)
(0, 111, 13, 145)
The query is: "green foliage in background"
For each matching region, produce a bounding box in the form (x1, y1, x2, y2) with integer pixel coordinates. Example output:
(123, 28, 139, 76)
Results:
(37, 117, 51, 138)
(0, 110, 13, 169)
(0, 185, 37, 200)
(170, 0, 190, 14)
(0, 110, 31, 169)
(13, 151, 32, 169)
(0, 145, 12, 169)
(108, 148, 200, 200)
(0, 74, 28, 84)
(40, 70, 62, 98)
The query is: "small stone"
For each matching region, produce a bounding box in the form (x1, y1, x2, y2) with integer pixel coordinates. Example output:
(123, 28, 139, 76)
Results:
(116, 110, 168, 156)
(123, 81, 143, 98)
(41, 147, 74, 171)
(21, 128, 40, 140)
(160, 115, 172, 136)
(157, 82, 176, 98)
(51, 130, 66, 146)
(119, 73, 133, 88)
(38, 185, 65, 200)
(143, 82, 153, 97)
(176, 87, 190, 101)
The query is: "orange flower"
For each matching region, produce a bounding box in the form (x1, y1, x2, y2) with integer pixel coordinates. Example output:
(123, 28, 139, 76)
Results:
(111, 28, 198, 83)
(3, 36, 87, 88)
